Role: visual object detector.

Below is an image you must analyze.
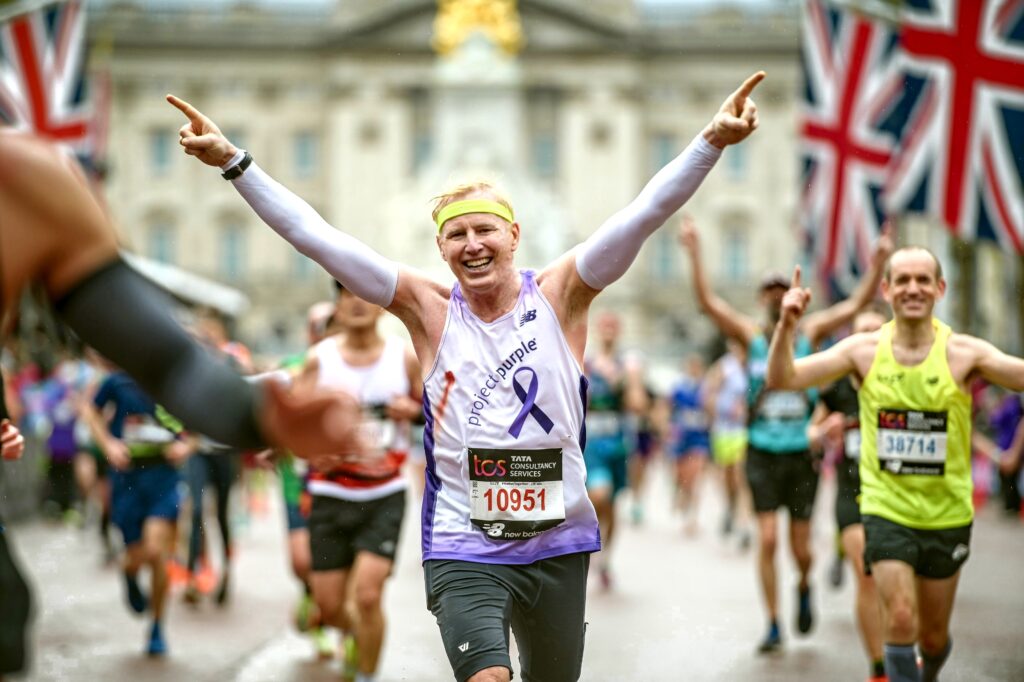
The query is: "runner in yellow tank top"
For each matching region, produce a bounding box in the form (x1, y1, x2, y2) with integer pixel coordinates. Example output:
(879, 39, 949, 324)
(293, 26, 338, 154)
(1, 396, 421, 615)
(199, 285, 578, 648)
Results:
(859, 318, 972, 530)
(763, 247, 1024, 682)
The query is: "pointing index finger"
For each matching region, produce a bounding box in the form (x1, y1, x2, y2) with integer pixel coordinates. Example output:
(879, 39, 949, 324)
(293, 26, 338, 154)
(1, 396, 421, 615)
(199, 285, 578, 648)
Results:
(166, 93, 202, 121)
(734, 71, 766, 100)
(791, 264, 802, 289)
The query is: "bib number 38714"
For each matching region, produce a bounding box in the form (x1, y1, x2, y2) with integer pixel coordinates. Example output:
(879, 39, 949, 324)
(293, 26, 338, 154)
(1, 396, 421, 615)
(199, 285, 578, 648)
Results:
(876, 409, 948, 476)
(468, 447, 565, 541)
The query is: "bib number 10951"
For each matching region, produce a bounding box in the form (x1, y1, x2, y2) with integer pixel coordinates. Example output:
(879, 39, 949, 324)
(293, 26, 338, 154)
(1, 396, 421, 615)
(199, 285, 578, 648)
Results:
(483, 487, 547, 513)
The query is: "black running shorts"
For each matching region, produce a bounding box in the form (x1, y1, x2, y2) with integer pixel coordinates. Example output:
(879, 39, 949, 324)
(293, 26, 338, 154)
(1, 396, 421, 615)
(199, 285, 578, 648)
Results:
(863, 514, 972, 579)
(744, 446, 820, 520)
(424, 552, 589, 682)
(309, 490, 405, 572)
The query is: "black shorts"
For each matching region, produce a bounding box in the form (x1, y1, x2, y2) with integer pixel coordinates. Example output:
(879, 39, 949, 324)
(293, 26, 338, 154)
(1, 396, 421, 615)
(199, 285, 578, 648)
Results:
(835, 458, 861, 531)
(309, 490, 405, 572)
(425, 552, 589, 682)
(744, 446, 820, 520)
(863, 515, 972, 579)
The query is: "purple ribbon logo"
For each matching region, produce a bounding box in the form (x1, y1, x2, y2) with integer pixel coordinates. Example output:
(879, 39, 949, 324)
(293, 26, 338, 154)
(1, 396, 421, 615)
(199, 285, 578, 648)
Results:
(508, 367, 554, 438)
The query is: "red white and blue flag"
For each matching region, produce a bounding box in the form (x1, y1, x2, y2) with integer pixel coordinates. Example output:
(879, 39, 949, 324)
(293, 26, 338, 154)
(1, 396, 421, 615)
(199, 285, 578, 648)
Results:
(801, 0, 1024, 297)
(884, 0, 1024, 254)
(0, 0, 92, 157)
(799, 0, 902, 298)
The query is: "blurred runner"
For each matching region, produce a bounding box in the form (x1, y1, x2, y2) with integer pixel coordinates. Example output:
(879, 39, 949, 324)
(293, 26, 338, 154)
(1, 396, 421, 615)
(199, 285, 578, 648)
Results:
(666, 354, 711, 536)
(680, 214, 893, 653)
(583, 312, 648, 588)
(292, 282, 422, 682)
(807, 304, 888, 682)
(80, 370, 194, 655)
(703, 337, 752, 548)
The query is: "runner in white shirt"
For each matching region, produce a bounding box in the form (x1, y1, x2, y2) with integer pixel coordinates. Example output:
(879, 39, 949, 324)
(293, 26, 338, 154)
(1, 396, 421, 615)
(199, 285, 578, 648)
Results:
(292, 282, 422, 682)
(169, 70, 764, 682)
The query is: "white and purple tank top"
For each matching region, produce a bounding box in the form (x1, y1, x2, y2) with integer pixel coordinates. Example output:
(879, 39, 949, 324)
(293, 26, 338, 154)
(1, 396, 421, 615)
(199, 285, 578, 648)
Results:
(421, 270, 601, 564)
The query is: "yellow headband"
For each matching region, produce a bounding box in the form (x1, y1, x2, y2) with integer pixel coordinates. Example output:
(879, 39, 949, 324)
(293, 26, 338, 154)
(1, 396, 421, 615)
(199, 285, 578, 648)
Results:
(435, 199, 514, 232)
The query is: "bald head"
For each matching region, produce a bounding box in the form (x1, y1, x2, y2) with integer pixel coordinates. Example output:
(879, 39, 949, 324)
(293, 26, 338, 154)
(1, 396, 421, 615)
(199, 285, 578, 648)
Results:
(884, 246, 943, 283)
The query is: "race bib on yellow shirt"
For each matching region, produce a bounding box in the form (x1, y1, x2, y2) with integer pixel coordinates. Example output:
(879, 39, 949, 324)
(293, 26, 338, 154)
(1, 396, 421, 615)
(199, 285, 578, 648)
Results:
(876, 409, 947, 475)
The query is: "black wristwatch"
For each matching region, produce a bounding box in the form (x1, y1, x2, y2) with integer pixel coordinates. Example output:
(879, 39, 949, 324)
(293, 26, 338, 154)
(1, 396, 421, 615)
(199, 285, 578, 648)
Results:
(221, 151, 253, 180)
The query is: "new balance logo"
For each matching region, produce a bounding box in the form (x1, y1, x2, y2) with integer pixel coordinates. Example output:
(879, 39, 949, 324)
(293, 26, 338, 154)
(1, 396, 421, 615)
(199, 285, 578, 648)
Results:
(458, 641, 470, 653)
(519, 310, 537, 326)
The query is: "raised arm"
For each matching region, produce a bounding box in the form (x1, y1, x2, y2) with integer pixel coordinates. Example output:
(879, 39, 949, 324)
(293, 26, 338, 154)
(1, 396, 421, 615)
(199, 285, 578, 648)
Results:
(542, 72, 765, 316)
(679, 215, 758, 347)
(766, 266, 858, 390)
(802, 223, 894, 346)
(167, 95, 424, 317)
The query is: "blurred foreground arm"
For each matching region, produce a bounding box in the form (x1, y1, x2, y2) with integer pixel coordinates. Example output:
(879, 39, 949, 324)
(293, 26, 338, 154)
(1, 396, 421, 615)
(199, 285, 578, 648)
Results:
(0, 133, 360, 459)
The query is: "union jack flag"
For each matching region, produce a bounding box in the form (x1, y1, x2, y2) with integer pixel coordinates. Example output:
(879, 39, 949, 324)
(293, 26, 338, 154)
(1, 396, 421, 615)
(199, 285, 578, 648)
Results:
(799, 0, 901, 299)
(0, 0, 91, 156)
(884, 0, 1024, 253)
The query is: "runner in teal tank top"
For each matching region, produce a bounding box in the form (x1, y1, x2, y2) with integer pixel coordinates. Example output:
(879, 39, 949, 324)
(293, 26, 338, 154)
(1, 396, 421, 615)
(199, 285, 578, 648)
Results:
(680, 215, 893, 654)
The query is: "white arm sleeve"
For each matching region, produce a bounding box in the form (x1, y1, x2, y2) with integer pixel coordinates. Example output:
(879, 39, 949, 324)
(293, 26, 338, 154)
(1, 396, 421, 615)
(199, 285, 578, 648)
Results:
(222, 152, 399, 307)
(575, 134, 722, 290)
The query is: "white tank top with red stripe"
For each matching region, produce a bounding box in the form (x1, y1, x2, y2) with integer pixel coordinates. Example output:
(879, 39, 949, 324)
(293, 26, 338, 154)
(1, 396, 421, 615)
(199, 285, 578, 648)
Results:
(307, 334, 410, 501)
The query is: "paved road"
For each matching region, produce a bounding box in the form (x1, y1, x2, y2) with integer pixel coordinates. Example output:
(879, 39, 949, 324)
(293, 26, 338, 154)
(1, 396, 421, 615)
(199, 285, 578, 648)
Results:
(7, 461, 1024, 681)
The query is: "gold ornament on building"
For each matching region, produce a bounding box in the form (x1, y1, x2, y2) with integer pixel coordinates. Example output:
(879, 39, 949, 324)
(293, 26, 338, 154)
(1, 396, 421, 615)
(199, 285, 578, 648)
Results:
(432, 0, 524, 56)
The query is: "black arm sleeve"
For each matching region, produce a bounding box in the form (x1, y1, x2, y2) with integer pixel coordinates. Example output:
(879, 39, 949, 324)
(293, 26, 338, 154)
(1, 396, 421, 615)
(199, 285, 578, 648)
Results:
(54, 258, 266, 449)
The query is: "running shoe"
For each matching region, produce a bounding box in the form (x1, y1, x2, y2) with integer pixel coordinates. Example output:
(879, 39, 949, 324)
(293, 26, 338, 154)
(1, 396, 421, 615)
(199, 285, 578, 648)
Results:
(294, 593, 318, 632)
(756, 623, 782, 654)
(147, 620, 167, 657)
(311, 627, 333, 661)
(721, 511, 734, 537)
(215, 571, 230, 606)
(796, 585, 814, 634)
(342, 634, 359, 681)
(183, 582, 201, 606)
(125, 573, 148, 614)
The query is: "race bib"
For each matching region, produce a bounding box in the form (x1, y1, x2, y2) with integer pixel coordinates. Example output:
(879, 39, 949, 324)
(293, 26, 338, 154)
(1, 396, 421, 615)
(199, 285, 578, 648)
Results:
(586, 412, 623, 439)
(757, 392, 808, 421)
(876, 409, 948, 476)
(844, 428, 861, 460)
(360, 417, 397, 452)
(122, 415, 176, 446)
(468, 447, 565, 541)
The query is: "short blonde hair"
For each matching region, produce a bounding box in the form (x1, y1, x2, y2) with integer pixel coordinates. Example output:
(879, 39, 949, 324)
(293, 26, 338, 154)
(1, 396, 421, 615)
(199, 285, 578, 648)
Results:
(431, 181, 514, 225)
